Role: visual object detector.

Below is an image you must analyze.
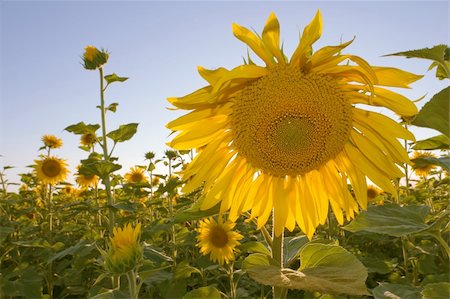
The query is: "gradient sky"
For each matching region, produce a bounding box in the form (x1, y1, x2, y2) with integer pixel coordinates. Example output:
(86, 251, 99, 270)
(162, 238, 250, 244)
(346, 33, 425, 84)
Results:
(0, 1, 448, 189)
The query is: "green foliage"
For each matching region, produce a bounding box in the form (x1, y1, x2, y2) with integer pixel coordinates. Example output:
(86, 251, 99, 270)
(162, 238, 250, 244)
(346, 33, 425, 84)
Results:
(413, 135, 450, 150)
(107, 123, 139, 143)
(104, 73, 129, 84)
(412, 87, 449, 136)
(183, 286, 222, 299)
(65, 121, 100, 135)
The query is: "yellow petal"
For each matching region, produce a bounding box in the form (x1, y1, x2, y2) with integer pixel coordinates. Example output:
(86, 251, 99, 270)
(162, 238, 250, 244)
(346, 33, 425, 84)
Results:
(212, 64, 268, 93)
(232, 22, 274, 66)
(262, 12, 286, 64)
(167, 86, 216, 110)
(273, 177, 288, 236)
(167, 103, 232, 131)
(335, 153, 367, 209)
(353, 108, 415, 141)
(309, 37, 354, 66)
(197, 66, 229, 85)
(290, 10, 322, 68)
(372, 67, 423, 88)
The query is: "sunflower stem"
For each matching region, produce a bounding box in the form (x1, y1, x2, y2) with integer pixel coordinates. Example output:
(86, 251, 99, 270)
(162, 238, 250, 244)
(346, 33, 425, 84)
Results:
(126, 270, 138, 299)
(98, 67, 115, 236)
(272, 216, 287, 299)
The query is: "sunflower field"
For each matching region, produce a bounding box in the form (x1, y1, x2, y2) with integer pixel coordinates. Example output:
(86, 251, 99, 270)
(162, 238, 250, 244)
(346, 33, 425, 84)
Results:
(1, 10, 449, 299)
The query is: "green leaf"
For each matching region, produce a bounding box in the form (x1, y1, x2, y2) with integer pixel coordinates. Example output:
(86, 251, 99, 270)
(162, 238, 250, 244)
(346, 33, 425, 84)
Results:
(372, 283, 421, 299)
(47, 240, 93, 264)
(174, 260, 202, 280)
(239, 241, 271, 256)
(412, 87, 450, 137)
(412, 156, 450, 172)
(0, 226, 15, 242)
(342, 204, 430, 237)
(284, 236, 309, 266)
(244, 244, 369, 296)
(90, 289, 130, 299)
(413, 135, 450, 150)
(242, 253, 278, 269)
(421, 282, 450, 299)
(360, 256, 393, 274)
(386, 44, 449, 79)
(106, 102, 119, 112)
(174, 200, 220, 223)
(107, 123, 138, 143)
(65, 122, 100, 135)
(80, 159, 122, 179)
(183, 287, 222, 299)
(104, 73, 128, 84)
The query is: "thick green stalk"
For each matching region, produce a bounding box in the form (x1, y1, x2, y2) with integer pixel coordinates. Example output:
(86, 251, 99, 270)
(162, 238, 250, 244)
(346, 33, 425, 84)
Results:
(98, 67, 115, 235)
(272, 213, 287, 299)
(126, 270, 138, 299)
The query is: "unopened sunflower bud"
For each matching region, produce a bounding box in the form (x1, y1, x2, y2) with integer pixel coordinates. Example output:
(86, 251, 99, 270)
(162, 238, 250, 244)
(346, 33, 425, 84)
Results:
(104, 223, 143, 274)
(83, 45, 109, 70)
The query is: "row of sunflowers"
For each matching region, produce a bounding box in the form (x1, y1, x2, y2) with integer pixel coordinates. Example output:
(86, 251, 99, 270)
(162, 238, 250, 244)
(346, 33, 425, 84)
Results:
(1, 11, 449, 299)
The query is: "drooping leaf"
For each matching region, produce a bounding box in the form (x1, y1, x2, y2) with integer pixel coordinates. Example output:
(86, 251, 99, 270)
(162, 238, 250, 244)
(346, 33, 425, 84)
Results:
(183, 286, 222, 299)
(174, 260, 202, 280)
(104, 73, 128, 84)
(411, 156, 450, 172)
(413, 134, 450, 150)
(421, 282, 450, 299)
(360, 256, 394, 274)
(107, 123, 138, 143)
(79, 159, 122, 180)
(342, 204, 430, 237)
(47, 240, 93, 264)
(65, 122, 100, 135)
(243, 244, 369, 296)
(412, 87, 449, 137)
(372, 283, 421, 299)
(284, 236, 309, 266)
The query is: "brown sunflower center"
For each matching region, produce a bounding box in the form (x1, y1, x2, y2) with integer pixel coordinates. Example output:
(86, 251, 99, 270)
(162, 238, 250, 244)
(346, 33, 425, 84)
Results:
(231, 66, 352, 176)
(42, 159, 62, 178)
(210, 226, 229, 248)
(131, 172, 144, 183)
(367, 188, 379, 200)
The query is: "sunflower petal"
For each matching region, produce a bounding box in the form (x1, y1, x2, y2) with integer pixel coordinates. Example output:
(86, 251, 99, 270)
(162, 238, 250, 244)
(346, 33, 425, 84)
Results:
(291, 10, 322, 68)
(309, 37, 354, 66)
(262, 12, 286, 64)
(198, 66, 229, 85)
(212, 65, 268, 93)
(372, 67, 423, 88)
(232, 22, 274, 66)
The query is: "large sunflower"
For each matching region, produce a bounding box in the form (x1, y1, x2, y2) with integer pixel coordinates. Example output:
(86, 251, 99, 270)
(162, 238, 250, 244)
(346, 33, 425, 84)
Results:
(197, 217, 243, 265)
(167, 12, 420, 238)
(34, 156, 69, 185)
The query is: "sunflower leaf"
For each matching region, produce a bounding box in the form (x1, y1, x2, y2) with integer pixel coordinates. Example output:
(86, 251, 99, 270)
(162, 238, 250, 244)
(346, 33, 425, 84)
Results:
(173, 200, 220, 223)
(79, 160, 122, 180)
(342, 204, 430, 237)
(106, 102, 119, 113)
(421, 282, 450, 299)
(372, 283, 422, 299)
(65, 122, 100, 135)
(412, 156, 450, 172)
(107, 123, 139, 143)
(412, 87, 450, 137)
(104, 73, 128, 84)
(413, 134, 450, 150)
(386, 44, 449, 79)
(243, 244, 369, 296)
(183, 286, 222, 299)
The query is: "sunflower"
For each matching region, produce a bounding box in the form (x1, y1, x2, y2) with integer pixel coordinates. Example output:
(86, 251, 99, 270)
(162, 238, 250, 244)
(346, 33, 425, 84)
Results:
(196, 217, 243, 265)
(367, 185, 382, 201)
(80, 132, 97, 147)
(167, 12, 420, 238)
(76, 172, 99, 188)
(124, 167, 148, 184)
(34, 156, 69, 185)
(105, 223, 143, 274)
(42, 134, 63, 149)
(411, 151, 437, 177)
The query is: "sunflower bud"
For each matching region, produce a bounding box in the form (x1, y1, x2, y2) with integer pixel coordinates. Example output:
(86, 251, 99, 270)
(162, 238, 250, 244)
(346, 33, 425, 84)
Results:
(82, 45, 109, 70)
(104, 223, 143, 274)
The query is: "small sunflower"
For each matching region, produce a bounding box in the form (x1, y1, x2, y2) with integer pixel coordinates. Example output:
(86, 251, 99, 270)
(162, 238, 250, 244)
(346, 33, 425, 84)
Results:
(80, 132, 97, 147)
(76, 172, 99, 188)
(411, 151, 437, 177)
(34, 156, 69, 185)
(124, 167, 148, 184)
(167, 11, 420, 238)
(367, 185, 382, 201)
(105, 223, 143, 274)
(42, 135, 63, 149)
(196, 217, 243, 265)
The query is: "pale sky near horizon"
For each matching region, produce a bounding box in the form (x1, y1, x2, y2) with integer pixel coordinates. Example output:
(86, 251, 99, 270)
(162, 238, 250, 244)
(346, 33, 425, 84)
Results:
(0, 1, 449, 189)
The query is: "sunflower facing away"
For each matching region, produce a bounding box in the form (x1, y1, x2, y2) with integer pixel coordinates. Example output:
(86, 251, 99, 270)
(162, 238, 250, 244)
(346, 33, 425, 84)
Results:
(197, 217, 243, 265)
(42, 134, 63, 149)
(167, 11, 420, 238)
(124, 167, 148, 184)
(34, 156, 69, 185)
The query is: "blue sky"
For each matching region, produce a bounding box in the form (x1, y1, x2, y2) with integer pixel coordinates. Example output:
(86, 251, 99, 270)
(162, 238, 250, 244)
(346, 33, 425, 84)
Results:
(0, 1, 448, 188)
